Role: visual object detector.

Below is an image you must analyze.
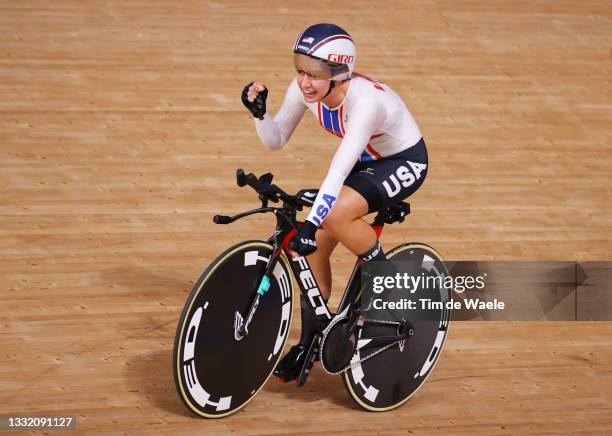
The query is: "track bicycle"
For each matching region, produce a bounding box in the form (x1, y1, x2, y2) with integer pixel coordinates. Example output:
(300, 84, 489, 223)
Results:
(173, 169, 451, 418)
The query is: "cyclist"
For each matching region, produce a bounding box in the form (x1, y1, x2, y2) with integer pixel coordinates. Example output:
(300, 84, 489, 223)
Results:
(241, 23, 428, 381)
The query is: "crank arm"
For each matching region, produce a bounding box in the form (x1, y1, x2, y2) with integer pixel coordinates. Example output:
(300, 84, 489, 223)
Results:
(358, 334, 410, 351)
(358, 320, 415, 349)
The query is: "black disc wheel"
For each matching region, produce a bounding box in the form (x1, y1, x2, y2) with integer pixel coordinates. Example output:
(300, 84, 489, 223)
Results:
(173, 241, 293, 418)
(342, 243, 451, 411)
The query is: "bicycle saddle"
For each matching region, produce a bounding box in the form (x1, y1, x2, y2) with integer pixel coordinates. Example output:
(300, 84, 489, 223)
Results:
(376, 202, 410, 225)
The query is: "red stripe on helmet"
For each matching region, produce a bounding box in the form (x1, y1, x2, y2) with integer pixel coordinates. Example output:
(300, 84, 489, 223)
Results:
(308, 34, 353, 56)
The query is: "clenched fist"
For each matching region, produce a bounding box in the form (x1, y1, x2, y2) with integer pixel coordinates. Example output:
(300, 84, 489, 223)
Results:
(241, 82, 268, 120)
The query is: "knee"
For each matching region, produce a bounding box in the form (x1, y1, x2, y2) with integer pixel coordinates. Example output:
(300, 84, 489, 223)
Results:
(323, 203, 353, 236)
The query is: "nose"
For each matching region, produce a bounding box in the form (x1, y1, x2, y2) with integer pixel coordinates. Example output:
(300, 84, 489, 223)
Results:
(298, 72, 312, 88)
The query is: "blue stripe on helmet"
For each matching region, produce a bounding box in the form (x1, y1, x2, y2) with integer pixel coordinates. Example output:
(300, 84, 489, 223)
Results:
(294, 23, 351, 56)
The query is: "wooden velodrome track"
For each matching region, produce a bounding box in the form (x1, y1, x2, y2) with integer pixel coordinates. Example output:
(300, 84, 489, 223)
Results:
(2, 1, 611, 434)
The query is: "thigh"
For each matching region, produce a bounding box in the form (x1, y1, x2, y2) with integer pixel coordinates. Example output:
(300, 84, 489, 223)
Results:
(323, 185, 370, 229)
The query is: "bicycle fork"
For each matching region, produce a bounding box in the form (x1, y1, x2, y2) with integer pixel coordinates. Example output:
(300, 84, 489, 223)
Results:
(234, 253, 279, 340)
(234, 218, 295, 340)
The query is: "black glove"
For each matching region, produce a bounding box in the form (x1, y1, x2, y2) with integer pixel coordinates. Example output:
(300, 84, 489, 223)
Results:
(288, 221, 318, 256)
(241, 82, 268, 120)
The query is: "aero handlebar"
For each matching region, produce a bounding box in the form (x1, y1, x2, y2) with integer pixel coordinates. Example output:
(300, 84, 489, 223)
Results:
(213, 169, 318, 225)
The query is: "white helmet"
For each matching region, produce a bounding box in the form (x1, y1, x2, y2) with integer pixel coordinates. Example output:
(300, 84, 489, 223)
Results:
(293, 23, 356, 81)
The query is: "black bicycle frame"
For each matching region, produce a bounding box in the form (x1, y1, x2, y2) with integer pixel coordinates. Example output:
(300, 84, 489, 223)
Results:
(218, 169, 414, 377)
(228, 195, 409, 341)
(264, 208, 385, 335)
(233, 205, 368, 338)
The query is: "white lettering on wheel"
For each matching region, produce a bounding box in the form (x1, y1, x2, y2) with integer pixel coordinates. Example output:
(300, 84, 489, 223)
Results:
(183, 307, 233, 410)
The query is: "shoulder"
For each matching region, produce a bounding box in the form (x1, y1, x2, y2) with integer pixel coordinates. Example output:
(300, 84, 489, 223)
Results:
(347, 74, 408, 114)
(346, 76, 387, 113)
(349, 73, 389, 96)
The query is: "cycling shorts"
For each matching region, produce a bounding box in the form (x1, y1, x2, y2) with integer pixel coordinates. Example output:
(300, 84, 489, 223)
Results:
(344, 137, 428, 213)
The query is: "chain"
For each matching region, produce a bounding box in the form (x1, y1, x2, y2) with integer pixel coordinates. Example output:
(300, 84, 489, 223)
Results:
(319, 312, 405, 375)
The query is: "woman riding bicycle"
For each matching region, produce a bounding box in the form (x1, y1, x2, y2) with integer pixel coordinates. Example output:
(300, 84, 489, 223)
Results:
(241, 23, 428, 382)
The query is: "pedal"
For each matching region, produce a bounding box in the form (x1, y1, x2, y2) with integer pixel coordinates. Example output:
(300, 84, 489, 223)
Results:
(296, 335, 320, 387)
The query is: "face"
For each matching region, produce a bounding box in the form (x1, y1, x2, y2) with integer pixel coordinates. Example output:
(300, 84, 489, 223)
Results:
(296, 71, 331, 103)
